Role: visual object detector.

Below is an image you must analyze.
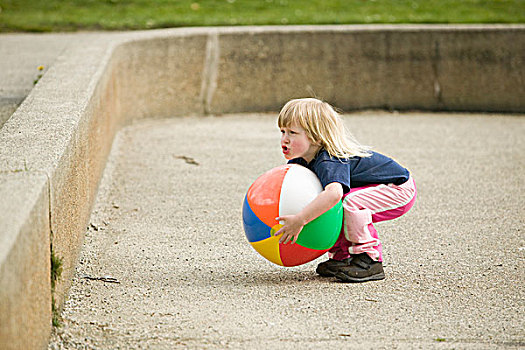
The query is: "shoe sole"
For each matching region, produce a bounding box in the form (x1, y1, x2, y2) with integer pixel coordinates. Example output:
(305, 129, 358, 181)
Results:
(334, 271, 385, 283)
(316, 268, 337, 277)
(316, 260, 353, 277)
(317, 265, 350, 277)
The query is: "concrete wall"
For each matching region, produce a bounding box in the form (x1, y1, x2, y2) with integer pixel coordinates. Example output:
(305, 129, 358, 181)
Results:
(0, 173, 51, 350)
(0, 34, 123, 349)
(116, 26, 525, 117)
(0, 25, 523, 348)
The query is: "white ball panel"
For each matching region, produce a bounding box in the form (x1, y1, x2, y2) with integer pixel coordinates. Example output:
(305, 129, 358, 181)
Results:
(278, 164, 323, 217)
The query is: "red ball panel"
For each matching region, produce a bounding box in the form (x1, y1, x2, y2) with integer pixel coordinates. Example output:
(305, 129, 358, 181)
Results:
(279, 243, 329, 267)
(246, 165, 291, 228)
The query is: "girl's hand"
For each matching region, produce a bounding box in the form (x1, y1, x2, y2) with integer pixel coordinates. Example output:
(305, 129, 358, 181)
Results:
(274, 214, 306, 244)
(273, 182, 344, 244)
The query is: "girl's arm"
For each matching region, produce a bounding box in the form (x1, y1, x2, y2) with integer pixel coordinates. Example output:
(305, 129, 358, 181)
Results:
(274, 182, 343, 244)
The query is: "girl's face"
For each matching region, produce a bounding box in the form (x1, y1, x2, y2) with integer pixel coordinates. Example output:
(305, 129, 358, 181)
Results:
(280, 123, 320, 162)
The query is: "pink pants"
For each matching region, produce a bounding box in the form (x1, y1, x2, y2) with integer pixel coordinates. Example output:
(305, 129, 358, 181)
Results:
(328, 177, 417, 262)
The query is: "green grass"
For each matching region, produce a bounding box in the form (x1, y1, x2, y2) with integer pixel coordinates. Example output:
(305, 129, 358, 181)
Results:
(0, 0, 523, 32)
(50, 250, 63, 327)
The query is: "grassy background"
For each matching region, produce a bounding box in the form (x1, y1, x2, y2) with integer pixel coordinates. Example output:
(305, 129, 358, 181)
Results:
(0, 0, 524, 32)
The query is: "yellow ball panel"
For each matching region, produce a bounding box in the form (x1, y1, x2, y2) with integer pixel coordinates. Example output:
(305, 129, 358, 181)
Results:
(250, 235, 283, 266)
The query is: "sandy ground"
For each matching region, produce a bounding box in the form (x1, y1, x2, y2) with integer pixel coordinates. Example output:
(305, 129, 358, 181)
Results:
(48, 112, 524, 349)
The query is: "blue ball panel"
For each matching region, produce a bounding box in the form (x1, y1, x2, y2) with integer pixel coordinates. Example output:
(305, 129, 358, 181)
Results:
(242, 195, 272, 243)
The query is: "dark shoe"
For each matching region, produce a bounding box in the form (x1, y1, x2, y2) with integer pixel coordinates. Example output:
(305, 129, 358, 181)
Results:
(335, 253, 385, 283)
(316, 258, 352, 277)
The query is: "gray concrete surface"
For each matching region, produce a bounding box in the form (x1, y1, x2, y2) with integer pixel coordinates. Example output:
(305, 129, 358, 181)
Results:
(0, 33, 81, 128)
(48, 112, 524, 349)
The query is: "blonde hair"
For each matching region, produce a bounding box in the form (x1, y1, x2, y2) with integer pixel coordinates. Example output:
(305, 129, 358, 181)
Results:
(277, 98, 371, 159)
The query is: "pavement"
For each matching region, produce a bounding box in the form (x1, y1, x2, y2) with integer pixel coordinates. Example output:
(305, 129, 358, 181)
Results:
(1, 33, 524, 349)
(49, 112, 524, 349)
(0, 33, 86, 128)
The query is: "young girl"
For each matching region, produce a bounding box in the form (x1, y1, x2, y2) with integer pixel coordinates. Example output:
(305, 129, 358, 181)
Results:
(275, 98, 416, 283)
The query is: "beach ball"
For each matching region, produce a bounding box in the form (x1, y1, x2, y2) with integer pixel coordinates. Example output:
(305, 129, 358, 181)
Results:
(242, 164, 342, 267)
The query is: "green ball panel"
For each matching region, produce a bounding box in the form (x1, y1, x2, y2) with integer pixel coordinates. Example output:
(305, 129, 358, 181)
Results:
(296, 201, 342, 250)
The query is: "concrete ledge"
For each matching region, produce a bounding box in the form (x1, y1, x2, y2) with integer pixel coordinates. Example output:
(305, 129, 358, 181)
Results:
(0, 173, 51, 350)
(0, 25, 523, 348)
(116, 25, 525, 116)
